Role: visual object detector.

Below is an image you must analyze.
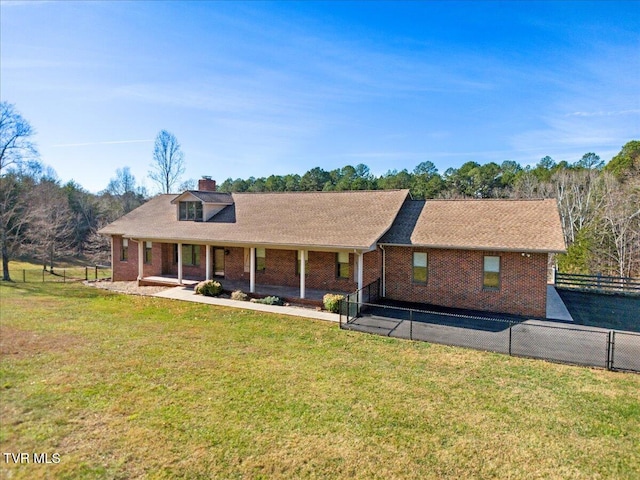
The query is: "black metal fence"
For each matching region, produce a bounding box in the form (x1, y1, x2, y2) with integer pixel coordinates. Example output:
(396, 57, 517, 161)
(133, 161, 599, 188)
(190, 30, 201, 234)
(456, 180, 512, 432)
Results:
(339, 300, 640, 373)
(343, 279, 381, 318)
(13, 266, 111, 283)
(555, 272, 640, 295)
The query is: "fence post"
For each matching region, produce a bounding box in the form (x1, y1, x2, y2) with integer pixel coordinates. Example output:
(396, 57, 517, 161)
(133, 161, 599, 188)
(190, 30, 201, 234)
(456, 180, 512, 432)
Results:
(509, 325, 513, 356)
(85, 266, 88, 281)
(409, 309, 413, 341)
(606, 331, 613, 371)
(95, 265, 98, 280)
(63, 269, 66, 283)
(23, 269, 26, 283)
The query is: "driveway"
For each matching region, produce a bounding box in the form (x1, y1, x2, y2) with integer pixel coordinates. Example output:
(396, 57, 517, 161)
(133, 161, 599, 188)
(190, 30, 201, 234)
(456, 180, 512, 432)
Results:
(557, 289, 640, 332)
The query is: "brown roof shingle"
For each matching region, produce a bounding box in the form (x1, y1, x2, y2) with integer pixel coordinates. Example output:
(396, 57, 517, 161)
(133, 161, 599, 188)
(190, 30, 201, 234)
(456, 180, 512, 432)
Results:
(400, 198, 566, 253)
(99, 190, 410, 250)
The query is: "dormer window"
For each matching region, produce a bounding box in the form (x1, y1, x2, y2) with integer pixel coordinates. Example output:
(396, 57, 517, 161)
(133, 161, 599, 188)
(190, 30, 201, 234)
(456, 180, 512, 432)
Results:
(179, 201, 203, 221)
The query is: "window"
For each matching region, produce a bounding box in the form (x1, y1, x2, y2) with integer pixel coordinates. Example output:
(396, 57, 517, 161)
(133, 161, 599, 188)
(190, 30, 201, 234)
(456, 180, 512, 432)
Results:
(296, 251, 309, 275)
(336, 252, 349, 279)
(179, 201, 203, 221)
(256, 248, 266, 271)
(175, 244, 200, 266)
(483, 256, 500, 289)
(412, 252, 428, 284)
(120, 238, 128, 261)
(144, 241, 152, 264)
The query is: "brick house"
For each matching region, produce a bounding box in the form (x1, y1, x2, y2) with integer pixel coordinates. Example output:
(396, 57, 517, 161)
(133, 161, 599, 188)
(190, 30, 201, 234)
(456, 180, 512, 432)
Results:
(99, 178, 565, 317)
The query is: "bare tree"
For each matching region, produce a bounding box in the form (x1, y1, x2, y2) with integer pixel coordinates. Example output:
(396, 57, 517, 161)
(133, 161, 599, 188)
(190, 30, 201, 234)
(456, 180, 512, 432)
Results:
(105, 167, 147, 215)
(595, 174, 640, 277)
(0, 102, 38, 174)
(24, 180, 75, 271)
(0, 173, 33, 280)
(553, 168, 604, 246)
(149, 130, 185, 194)
(0, 102, 39, 281)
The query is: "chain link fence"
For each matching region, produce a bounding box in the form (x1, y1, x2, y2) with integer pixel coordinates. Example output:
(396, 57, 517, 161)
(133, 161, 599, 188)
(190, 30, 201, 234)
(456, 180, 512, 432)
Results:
(340, 300, 640, 373)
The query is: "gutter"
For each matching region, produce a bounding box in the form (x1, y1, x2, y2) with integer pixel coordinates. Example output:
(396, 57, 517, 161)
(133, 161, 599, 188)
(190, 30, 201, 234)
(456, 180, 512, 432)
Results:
(377, 242, 566, 255)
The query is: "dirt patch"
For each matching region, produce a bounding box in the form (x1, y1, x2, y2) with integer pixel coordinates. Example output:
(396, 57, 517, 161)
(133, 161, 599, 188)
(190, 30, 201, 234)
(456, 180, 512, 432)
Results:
(87, 280, 170, 296)
(0, 325, 81, 358)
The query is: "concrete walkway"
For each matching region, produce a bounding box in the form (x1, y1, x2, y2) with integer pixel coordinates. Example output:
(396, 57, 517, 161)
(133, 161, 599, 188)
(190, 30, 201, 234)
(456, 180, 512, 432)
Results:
(546, 285, 574, 322)
(154, 286, 340, 323)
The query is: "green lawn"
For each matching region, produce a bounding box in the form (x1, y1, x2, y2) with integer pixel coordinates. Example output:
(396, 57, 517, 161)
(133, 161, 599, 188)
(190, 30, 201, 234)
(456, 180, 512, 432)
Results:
(1, 282, 639, 479)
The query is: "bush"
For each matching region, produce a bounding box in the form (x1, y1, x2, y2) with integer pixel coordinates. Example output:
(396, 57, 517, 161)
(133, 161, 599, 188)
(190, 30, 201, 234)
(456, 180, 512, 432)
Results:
(231, 290, 248, 301)
(194, 280, 223, 297)
(323, 293, 345, 313)
(250, 296, 284, 306)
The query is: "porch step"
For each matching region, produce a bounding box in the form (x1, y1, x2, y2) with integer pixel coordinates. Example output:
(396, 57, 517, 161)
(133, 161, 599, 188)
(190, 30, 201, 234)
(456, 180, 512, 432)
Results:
(138, 278, 199, 287)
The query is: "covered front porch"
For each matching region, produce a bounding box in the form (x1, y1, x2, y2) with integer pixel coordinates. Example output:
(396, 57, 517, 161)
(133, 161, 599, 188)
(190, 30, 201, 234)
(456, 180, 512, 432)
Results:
(133, 240, 370, 303)
(139, 275, 350, 306)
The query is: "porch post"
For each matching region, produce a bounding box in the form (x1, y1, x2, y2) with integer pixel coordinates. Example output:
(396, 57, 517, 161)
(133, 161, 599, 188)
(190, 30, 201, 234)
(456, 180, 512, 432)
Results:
(299, 249, 306, 299)
(249, 247, 256, 293)
(137, 240, 144, 281)
(357, 251, 364, 304)
(205, 245, 211, 280)
(110, 236, 115, 282)
(177, 243, 183, 284)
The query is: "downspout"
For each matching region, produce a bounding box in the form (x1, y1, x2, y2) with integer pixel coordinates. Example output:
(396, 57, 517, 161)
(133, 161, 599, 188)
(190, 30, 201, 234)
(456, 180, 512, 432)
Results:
(379, 245, 386, 298)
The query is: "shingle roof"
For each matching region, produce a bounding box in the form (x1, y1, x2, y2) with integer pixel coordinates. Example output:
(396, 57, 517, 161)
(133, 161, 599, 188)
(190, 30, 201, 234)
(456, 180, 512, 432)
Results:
(383, 198, 565, 253)
(170, 191, 233, 204)
(378, 199, 425, 245)
(99, 190, 410, 250)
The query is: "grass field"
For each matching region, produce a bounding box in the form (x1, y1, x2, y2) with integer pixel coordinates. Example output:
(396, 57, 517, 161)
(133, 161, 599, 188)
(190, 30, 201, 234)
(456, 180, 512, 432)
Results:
(1, 281, 639, 479)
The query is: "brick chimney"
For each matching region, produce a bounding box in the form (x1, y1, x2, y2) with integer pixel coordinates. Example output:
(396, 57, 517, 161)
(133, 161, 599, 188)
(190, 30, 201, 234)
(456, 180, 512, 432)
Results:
(198, 176, 217, 192)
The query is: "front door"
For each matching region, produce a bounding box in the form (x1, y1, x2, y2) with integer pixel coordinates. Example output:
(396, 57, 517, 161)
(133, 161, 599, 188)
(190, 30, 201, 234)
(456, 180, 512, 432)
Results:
(213, 248, 225, 277)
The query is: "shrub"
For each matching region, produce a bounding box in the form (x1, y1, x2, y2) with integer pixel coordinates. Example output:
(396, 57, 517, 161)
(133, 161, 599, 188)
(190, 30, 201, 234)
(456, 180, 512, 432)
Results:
(250, 296, 284, 306)
(194, 280, 223, 297)
(231, 290, 248, 301)
(323, 293, 345, 313)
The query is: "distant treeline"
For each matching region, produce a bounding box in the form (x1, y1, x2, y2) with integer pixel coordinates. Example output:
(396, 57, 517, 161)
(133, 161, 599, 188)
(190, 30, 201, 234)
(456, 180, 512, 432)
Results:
(216, 142, 640, 277)
(2, 137, 638, 278)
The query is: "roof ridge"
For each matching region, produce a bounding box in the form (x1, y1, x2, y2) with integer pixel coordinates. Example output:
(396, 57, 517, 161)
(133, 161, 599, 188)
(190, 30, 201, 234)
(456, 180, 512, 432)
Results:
(232, 189, 409, 195)
(426, 197, 556, 202)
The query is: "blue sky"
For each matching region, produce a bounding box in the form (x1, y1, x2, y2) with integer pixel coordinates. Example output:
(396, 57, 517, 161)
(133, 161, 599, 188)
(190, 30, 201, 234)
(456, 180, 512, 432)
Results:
(1, 1, 638, 193)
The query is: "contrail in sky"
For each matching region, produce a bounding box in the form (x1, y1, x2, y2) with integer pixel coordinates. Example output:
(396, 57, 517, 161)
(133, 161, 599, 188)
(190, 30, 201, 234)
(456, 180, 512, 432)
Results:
(52, 139, 153, 147)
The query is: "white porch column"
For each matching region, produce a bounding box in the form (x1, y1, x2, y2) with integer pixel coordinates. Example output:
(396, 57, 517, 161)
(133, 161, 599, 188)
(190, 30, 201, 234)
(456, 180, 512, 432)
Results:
(110, 236, 115, 282)
(177, 242, 183, 284)
(205, 245, 211, 280)
(137, 240, 144, 281)
(299, 249, 306, 299)
(357, 251, 364, 304)
(249, 247, 256, 293)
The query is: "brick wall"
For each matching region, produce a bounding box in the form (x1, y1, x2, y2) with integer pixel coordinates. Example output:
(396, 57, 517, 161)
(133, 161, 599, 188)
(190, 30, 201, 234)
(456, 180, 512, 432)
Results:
(384, 246, 548, 317)
(164, 244, 207, 279)
(222, 247, 380, 293)
(111, 236, 164, 281)
(111, 237, 382, 295)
